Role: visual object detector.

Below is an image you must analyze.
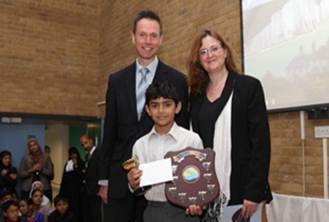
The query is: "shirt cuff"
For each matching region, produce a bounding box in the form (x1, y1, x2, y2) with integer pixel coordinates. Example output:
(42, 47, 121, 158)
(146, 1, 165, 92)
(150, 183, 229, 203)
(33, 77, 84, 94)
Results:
(128, 183, 134, 193)
(98, 180, 108, 186)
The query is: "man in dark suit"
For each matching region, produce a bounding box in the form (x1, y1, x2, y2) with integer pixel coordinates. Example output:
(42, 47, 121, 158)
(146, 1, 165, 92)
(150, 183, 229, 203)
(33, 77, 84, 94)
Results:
(80, 134, 102, 222)
(97, 9, 189, 222)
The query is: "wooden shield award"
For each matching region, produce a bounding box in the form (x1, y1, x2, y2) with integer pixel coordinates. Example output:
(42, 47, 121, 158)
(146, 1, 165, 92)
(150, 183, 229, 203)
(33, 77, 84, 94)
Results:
(164, 147, 220, 208)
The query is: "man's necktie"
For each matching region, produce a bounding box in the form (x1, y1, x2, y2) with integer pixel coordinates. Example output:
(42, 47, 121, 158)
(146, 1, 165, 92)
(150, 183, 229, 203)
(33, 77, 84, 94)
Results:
(136, 67, 150, 120)
(85, 152, 90, 168)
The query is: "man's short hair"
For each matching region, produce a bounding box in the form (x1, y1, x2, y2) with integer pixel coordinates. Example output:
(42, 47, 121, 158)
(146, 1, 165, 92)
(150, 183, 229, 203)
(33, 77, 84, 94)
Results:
(0, 190, 14, 202)
(145, 81, 180, 105)
(133, 10, 163, 35)
(80, 134, 94, 143)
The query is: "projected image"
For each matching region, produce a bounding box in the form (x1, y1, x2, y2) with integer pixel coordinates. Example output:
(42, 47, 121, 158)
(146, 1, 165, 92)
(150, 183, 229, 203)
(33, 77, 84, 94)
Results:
(243, 0, 329, 110)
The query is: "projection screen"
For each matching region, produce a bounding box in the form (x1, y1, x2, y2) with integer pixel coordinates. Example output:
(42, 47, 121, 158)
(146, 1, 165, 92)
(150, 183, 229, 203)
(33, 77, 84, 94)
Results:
(242, 0, 329, 110)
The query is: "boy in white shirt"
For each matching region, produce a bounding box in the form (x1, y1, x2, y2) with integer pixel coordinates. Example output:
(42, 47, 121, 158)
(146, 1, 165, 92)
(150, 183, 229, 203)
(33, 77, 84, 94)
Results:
(127, 81, 204, 222)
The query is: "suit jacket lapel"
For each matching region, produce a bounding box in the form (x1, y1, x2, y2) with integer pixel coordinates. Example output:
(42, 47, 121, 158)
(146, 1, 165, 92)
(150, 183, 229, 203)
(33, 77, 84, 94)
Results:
(125, 62, 139, 122)
(152, 60, 167, 82)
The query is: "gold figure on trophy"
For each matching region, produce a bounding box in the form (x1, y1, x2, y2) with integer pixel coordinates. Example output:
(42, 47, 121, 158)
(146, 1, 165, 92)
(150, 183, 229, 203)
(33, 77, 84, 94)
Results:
(122, 154, 139, 171)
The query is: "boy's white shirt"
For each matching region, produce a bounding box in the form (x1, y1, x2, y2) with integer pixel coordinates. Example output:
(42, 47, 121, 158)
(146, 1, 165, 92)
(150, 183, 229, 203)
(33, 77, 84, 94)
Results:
(132, 122, 204, 202)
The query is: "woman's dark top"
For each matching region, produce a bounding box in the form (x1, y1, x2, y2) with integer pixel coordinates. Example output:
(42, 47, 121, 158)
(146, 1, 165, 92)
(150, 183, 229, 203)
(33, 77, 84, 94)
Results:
(196, 72, 235, 149)
(198, 98, 221, 148)
(0, 151, 18, 195)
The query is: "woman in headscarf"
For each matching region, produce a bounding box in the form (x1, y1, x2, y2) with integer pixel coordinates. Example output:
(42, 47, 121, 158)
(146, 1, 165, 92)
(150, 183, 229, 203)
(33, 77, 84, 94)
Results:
(29, 181, 52, 215)
(0, 150, 18, 196)
(19, 138, 54, 201)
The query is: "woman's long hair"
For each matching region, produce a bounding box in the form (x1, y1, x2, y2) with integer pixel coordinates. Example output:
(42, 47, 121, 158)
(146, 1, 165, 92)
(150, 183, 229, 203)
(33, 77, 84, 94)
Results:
(187, 29, 239, 95)
(0, 150, 12, 170)
(68, 146, 83, 165)
(26, 139, 44, 170)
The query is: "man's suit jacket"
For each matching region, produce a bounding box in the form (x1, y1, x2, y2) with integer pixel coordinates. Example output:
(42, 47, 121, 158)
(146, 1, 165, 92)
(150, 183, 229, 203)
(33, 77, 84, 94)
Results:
(85, 147, 100, 196)
(99, 60, 188, 199)
(190, 71, 272, 204)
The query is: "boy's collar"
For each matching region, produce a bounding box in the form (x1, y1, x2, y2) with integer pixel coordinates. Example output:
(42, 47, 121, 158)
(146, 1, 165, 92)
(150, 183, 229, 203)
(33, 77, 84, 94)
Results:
(150, 122, 179, 141)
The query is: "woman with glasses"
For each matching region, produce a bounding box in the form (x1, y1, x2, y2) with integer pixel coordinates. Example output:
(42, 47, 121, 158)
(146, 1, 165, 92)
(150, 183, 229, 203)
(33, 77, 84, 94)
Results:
(19, 137, 54, 201)
(187, 30, 272, 221)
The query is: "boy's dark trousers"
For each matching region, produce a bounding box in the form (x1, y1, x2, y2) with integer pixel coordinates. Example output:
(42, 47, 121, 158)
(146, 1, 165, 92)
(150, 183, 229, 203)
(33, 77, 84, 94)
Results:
(144, 201, 199, 222)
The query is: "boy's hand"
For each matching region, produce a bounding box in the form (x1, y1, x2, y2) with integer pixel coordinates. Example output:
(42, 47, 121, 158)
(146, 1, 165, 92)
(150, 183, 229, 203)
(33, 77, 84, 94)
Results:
(127, 168, 142, 189)
(185, 204, 204, 216)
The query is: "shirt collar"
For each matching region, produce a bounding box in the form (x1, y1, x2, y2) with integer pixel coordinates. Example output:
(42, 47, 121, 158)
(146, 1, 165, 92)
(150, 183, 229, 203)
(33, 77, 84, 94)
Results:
(149, 122, 180, 141)
(89, 146, 96, 156)
(136, 56, 158, 75)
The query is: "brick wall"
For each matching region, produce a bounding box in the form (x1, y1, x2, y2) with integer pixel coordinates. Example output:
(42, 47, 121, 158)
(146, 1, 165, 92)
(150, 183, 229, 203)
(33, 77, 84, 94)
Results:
(270, 112, 329, 197)
(0, 0, 101, 117)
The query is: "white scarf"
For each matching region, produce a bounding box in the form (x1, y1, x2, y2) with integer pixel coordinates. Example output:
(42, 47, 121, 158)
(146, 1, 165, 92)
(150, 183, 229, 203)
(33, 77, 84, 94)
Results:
(213, 92, 233, 204)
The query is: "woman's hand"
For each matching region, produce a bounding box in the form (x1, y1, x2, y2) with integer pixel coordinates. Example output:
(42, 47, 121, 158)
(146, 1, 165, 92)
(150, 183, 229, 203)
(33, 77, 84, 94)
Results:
(9, 172, 17, 180)
(72, 158, 77, 167)
(1, 169, 8, 176)
(127, 168, 142, 190)
(241, 199, 258, 219)
(33, 163, 43, 171)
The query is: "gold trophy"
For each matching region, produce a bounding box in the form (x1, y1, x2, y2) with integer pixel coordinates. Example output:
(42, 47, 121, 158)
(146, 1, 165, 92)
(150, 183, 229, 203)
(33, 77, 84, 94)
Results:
(122, 154, 139, 171)
(122, 155, 150, 195)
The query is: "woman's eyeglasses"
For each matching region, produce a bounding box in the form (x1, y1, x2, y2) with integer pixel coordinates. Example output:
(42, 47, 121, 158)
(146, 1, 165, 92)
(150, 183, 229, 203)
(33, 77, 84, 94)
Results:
(199, 44, 223, 57)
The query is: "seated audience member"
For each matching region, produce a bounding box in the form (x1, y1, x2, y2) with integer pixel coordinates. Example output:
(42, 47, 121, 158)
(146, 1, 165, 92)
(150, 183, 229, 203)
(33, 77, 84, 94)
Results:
(19, 137, 54, 201)
(18, 198, 45, 222)
(18, 199, 29, 218)
(1, 200, 21, 222)
(1, 190, 16, 222)
(0, 150, 18, 196)
(30, 188, 51, 216)
(48, 195, 76, 222)
(0, 190, 16, 204)
(29, 181, 52, 215)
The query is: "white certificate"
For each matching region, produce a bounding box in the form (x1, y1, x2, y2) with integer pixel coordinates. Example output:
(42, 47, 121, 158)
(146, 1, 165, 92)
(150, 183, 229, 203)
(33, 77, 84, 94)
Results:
(139, 158, 173, 187)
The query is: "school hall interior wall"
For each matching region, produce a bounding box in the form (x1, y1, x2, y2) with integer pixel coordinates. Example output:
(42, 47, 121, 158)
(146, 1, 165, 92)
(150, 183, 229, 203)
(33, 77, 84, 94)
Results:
(0, 0, 101, 117)
(1, 0, 329, 199)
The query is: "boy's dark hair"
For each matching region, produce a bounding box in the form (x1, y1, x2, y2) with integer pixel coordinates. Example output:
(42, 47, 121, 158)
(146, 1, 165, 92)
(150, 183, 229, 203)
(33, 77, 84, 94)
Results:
(19, 198, 32, 205)
(0, 190, 13, 201)
(145, 81, 180, 105)
(54, 195, 69, 206)
(1, 200, 18, 212)
(133, 10, 163, 35)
